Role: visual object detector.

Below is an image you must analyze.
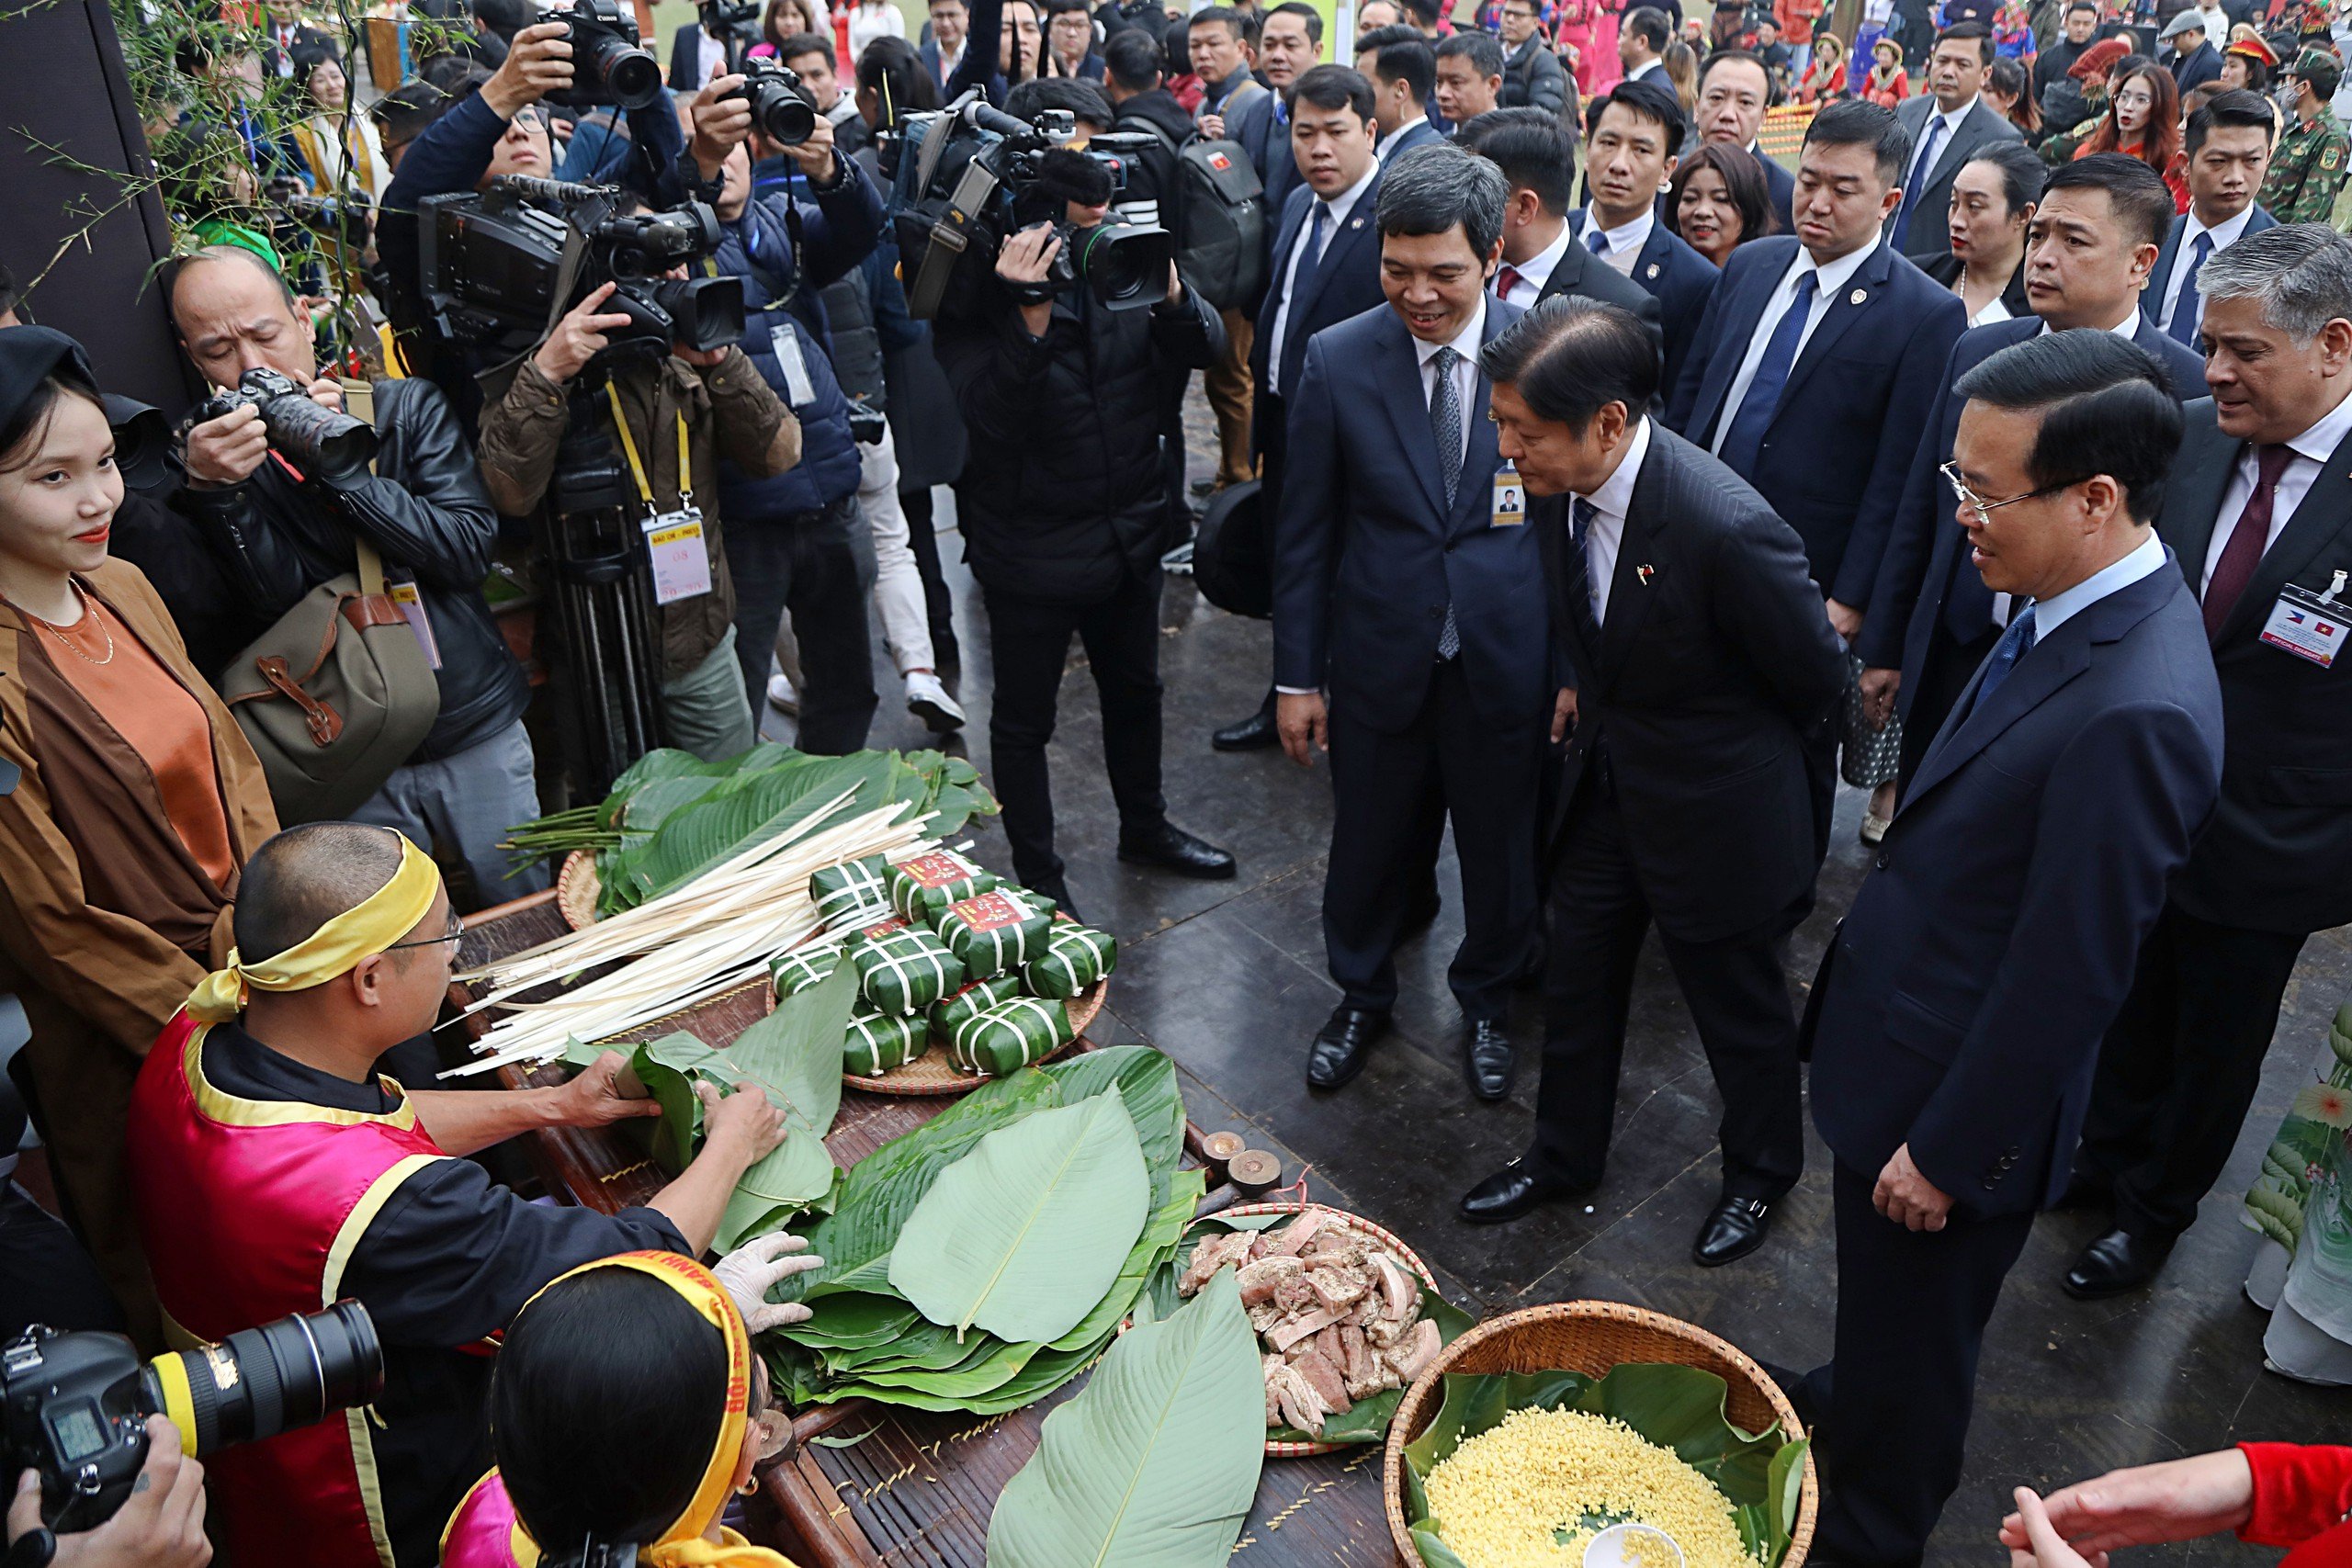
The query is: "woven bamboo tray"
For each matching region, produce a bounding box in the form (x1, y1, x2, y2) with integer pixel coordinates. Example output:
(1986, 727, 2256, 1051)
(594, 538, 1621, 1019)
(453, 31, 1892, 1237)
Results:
(1381, 1301, 1820, 1568)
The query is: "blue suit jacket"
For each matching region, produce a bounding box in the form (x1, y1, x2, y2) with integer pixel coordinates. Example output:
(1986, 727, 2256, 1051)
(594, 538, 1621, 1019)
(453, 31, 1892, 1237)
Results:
(1857, 312, 2208, 679)
(1808, 561, 2223, 1216)
(1246, 97, 1305, 256)
(2145, 206, 2278, 340)
(1378, 118, 1445, 163)
(1272, 300, 1553, 734)
(1666, 237, 1964, 603)
(1567, 212, 1720, 391)
(1251, 175, 1389, 412)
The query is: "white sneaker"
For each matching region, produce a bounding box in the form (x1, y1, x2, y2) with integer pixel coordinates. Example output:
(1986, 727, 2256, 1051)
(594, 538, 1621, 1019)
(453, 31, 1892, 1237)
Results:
(766, 674, 800, 716)
(905, 670, 966, 732)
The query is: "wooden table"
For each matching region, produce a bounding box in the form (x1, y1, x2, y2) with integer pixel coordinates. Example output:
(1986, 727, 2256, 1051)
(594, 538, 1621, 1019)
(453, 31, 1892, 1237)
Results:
(450, 891, 1404, 1568)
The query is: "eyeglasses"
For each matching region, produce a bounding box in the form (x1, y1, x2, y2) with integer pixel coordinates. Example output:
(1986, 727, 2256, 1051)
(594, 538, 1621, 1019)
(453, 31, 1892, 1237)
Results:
(1939, 460, 2080, 527)
(2114, 90, 2154, 107)
(384, 911, 466, 953)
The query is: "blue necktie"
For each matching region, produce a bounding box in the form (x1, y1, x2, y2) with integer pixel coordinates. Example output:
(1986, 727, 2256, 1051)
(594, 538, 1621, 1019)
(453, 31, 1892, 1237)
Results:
(1717, 272, 1818, 478)
(1890, 114, 1946, 251)
(2168, 230, 2214, 345)
(1966, 604, 2038, 718)
(1433, 346, 1464, 659)
(1304, 199, 1332, 279)
(1587, 225, 1610, 255)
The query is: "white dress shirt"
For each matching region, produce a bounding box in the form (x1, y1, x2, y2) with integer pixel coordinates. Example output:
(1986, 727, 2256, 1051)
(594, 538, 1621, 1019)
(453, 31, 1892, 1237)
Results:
(2202, 381, 2352, 591)
(1580, 204, 1654, 277)
(2156, 205, 2256, 336)
(1414, 297, 1487, 473)
(1712, 241, 1879, 457)
(1969, 295, 2014, 327)
(2029, 527, 2170, 638)
(1266, 163, 1379, 398)
(1573, 415, 1652, 625)
(697, 30, 726, 86)
(1498, 222, 1576, 306)
(1628, 56, 1668, 84)
(1376, 114, 1432, 161)
(1907, 96, 1980, 188)
(2037, 303, 2143, 338)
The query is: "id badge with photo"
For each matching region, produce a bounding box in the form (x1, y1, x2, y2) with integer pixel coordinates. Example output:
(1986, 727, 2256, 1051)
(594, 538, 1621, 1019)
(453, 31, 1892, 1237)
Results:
(2259, 579, 2349, 670)
(644, 506, 714, 606)
(769, 324, 818, 408)
(1491, 463, 1527, 528)
(387, 581, 443, 670)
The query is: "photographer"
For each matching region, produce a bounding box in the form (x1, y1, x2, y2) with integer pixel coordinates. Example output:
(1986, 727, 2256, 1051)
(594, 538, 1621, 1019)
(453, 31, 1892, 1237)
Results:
(165, 246, 545, 906)
(6, 1419, 210, 1568)
(934, 146, 1233, 914)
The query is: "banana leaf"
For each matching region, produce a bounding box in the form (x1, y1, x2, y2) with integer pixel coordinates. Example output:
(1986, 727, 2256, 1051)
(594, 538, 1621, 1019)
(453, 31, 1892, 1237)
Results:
(843, 1337, 1043, 1397)
(1051, 1168, 1205, 1352)
(986, 1268, 1265, 1568)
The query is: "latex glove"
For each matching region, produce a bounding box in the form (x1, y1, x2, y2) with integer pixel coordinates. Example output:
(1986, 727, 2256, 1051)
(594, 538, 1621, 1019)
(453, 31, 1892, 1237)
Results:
(714, 1231, 825, 1331)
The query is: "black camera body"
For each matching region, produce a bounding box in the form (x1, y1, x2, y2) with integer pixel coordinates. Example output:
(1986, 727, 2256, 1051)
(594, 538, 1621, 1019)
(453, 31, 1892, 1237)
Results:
(725, 58, 818, 146)
(192, 367, 379, 483)
(1, 1303, 383, 1533)
(537, 0, 664, 110)
(883, 95, 1173, 320)
(263, 175, 373, 243)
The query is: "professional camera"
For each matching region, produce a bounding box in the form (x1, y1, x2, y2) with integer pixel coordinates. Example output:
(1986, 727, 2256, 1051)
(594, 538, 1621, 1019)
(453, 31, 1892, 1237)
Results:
(724, 58, 818, 146)
(101, 395, 169, 490)
(416, 176, 744, 370)
(192, 367, 379, 483)
(263, 175, 373, 243)
(2, 1302, 383, 1532)
(883, 93, 1173, 319)
(536, 0, 664, 110)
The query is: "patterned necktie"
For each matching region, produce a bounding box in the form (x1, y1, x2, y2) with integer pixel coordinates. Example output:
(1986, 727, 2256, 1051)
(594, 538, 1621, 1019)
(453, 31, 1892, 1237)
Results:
(1967, 603, 2038, 718)
(1495, 264, 1523, 300)
(1890, 114, 1946, 250)
(1718, 271, 1818, 477)
(2204, 443, 2297, 637)
(1566, 498, 1607, 646)
(2168, 230, 2214, 346)
(1432, 345, 1464, 659)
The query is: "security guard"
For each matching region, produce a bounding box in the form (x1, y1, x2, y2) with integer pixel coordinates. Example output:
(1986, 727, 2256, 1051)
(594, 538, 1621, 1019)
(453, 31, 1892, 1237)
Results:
(2256, 48, 2351, 225)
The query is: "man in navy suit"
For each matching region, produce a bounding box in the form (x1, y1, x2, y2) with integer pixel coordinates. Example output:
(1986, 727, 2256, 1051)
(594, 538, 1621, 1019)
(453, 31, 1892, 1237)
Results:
(2162, 9, 2222, 94)
(669, 18, 721, 93)
(1242, 2, 1327, 225)
(2067, 226, 2352, 1299)
(1668, 99, 1964, 837)
(1886, 23, 2024, 264)
(1858, 156, 2206, 785)
(1356, 27, 1445, 161)
(1803, 332, 2224, 1568)
(1433, 31, 1508, 129)
(1458, 299, 1847, 1265)
(920, 0, 972, 85)
(2149, 91, 2279, 345)
(1273, 143, 1547, 1101)
(1691, 51, 1796, 233)
(1570, 80, 1720, 389)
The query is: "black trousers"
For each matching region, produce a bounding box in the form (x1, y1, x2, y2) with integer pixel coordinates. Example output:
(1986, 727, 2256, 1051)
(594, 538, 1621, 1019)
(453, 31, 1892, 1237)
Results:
(983, 569, 1168, 889)
(0, 1181, 124, 1344)
(2076, 903, 2312, 1240)
(1236, 390, 1288, 724)
(1897, 622, 1998, 789)
(1804, 1162, 2036, 1568)
(899, 485, 960, 668)
(724, 491, 878, 755)
(1324, 658, 1543, 1022)
(1531, 769, 1805, 1197)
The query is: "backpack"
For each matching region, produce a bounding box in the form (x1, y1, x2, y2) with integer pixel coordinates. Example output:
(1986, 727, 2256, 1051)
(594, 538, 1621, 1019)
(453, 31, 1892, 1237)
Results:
(1126, 112, 1269, 313)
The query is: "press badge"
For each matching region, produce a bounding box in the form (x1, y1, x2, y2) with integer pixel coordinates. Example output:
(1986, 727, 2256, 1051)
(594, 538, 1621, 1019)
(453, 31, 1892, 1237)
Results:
(2259, 574, 2349, 669)
(643, 507, 714, 606)
(769, 324, 818, 408)
(1491, 462, 1527, 527)
(387, 581, 443, 670)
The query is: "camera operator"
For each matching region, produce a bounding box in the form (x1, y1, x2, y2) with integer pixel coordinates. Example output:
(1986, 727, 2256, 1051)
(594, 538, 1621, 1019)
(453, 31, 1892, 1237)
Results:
(934, 147, 1235, 914)
(165, 245, 546, 905)
(6, 1420, 210, 1568)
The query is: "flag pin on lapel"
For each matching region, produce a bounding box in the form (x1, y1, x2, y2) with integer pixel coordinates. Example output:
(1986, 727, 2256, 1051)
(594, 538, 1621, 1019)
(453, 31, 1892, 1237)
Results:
(1350, 216, 1364, 229)
(1637, 564, 1655, 585)
(1646, 263, 1660, 279)
(1849, 288, 1867, 305)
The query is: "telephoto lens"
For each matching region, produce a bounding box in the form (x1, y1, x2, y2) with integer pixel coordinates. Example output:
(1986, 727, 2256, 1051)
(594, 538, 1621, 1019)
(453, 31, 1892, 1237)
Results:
(153, 1298, 385, 1455)
(1051, 220, 1174, 310)
(195, 367, 379, 485)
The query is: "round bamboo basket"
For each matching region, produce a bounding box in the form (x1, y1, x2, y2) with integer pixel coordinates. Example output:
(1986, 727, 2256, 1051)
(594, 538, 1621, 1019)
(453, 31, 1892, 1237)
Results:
(1381, 1301, 1819, 1568)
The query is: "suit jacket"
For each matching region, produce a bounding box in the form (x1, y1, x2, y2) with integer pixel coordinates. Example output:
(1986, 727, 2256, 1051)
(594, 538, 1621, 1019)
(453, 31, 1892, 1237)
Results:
(2156, 398, 2352, 934)
(261, 20, 338, 79)
(1532, 239, 1667, 368)
(1272, 300, 1553, 734)
(1251, 175, 1388, 417)
(2146, 206, 2279, 339)
(1378, 117, 1446, 163)
(1858, 313, 2208, 677)
(1246, 100, 1305, 266)
(1534, 426, 1848, 942)
(1203, 75, 1273, 145)
(668, 23, 711, 92)
(1887, 96, 2024, 262)
(1809, 561, 2224, 1215)
(1666, 236, 1965, 602)
(1567, 211, 1721, 391)
(2171, 39, 2222, 93)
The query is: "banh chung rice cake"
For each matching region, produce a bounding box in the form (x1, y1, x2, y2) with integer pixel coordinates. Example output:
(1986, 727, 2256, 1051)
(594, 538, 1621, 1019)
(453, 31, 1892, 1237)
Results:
(1423, 1406, 1760, 1568)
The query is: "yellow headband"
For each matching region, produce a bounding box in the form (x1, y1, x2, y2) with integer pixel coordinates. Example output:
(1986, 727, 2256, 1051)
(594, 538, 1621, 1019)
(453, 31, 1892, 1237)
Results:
(184, 832, 441, 1023)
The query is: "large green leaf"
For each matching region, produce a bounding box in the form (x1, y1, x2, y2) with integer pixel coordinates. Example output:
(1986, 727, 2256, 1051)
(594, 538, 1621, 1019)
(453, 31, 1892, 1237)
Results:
(888, 1094, 1151, 1343)
(987, 1267, 1265, 1568)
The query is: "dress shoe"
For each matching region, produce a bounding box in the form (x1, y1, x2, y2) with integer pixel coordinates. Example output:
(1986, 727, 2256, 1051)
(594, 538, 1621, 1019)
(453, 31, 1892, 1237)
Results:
(2064, 1227, 2176, 1300)
(1117, 823, 1237, 879)
(1306, 1006, 1388, 1089)
(1693, 1195, 1774, 1267)
(1464, 1019, 1513, 1100)
(1213, 702, 1279, 751)
(1029, 876, 1080, 922)
(1459, 1160, 1596, 1224)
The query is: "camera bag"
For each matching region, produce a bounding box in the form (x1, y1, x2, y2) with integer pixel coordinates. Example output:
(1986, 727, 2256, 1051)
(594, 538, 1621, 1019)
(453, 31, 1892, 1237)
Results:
(216, 381, 440, 825)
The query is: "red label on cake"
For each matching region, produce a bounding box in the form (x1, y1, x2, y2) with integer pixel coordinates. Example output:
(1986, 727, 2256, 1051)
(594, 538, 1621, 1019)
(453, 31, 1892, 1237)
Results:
(899, 852, 972, 888)
(860, 916, 909, 940)
(951, 891, 1026, 931)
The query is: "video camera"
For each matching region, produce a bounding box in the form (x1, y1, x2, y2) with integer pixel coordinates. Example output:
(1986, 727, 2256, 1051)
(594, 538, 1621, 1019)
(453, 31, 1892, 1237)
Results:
(194, 367, 380, 484)
(535, 0, 664, 110)
(883, 94, 1173, 320)
(2, 1302, 383, 1532)
(415, 175, 745, 373)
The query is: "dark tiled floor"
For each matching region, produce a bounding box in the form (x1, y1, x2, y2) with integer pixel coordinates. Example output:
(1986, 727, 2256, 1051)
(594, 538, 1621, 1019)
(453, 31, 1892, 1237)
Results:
(766, 412, 2352, 1567)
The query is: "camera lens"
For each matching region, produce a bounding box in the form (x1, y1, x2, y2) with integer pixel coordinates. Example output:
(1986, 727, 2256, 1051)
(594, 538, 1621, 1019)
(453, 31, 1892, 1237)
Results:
(654, 275, 745, 352)
(1070, 223, 1172, 310)
(243, 374, 379, 484)
(149, 1302, 384, 1457)
(757, 85, 817, 145)
(592, 35, 665, 109)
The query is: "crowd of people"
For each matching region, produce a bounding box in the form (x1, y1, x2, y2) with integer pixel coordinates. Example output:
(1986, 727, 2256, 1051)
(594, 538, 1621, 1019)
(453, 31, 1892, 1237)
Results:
(4, 0, 2352, 1560)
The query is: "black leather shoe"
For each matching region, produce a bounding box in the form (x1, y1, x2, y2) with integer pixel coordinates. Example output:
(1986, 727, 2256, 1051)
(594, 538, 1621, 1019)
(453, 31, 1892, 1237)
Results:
(2064, 1227, 2176, 1299)
(1693, 1195, 1774, 1267)
(1029, 877, 1080, 922)
(1213, 702, 1279, 751)
(1117, 823, 1238, 879)
(1460, 1160, 1596, 1224)
(1306, 1006, 1388, 1089)
(1464, 1020, 1513, 1100)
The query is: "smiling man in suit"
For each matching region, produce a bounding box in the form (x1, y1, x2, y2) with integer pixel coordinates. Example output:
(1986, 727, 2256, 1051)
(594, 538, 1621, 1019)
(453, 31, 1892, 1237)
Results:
(1887, 23, 2023, 263)
(2066, 225, 2352, 1300)
(2149, 91, 2278, 347)
(1570, 80, 1721, 388)
(1459, 297, 1846, 1264)
(1804, 331, 2224, 1568)
(1273, 143, 1549, 1102)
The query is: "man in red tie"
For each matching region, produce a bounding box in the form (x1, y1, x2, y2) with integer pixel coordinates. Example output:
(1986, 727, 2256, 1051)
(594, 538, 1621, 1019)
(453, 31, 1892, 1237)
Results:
(260, 0, 334, 79)
(2065, 222, 2352, 1298)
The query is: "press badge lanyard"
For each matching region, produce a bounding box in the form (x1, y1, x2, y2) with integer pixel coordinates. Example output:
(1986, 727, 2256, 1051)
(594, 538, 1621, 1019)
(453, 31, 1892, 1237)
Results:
(605, 383, 713, 606)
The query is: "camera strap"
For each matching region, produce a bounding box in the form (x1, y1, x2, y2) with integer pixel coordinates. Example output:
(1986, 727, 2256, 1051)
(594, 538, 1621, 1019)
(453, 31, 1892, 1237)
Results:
(605, 384, 712, 606)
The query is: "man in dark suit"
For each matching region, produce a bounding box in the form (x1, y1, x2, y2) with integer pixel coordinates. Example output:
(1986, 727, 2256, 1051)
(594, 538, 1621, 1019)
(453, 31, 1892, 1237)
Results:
(1692, 50, 1797, 233)
(1459, 298, 1848, 1263)
(1888, 23, 2025, 262)
(1668, 99, 1965, 835)
(1274, 143, 1547, 1101)
(668, 17, 721, 93)
(2163, 9, 2223, 92)
(1858, 155, 2206, 785)
(1244, 2, 1327, 224)
(1569, 80, 1720, 389)
(1803, 331, 2225, 1568)
(2066, 224, 2352, 1297)
(1356, 27, 1445, 160)
(1434, 31, 1508, 128)
(260, 0, 338, 80)
(2150, 91, 2280, 345)
(1617, 5, 1674, 89)
(920, 0, 972, 85)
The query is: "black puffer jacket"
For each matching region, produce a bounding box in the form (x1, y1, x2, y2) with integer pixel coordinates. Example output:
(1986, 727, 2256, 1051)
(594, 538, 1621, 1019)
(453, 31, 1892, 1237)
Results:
(935, 283, 1222, 603)
(169, 377, 528, 762)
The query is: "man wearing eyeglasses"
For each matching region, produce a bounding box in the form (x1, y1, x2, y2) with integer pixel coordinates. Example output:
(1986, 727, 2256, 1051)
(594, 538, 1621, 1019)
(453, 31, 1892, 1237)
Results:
(1801, 329, 2222, 1568)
